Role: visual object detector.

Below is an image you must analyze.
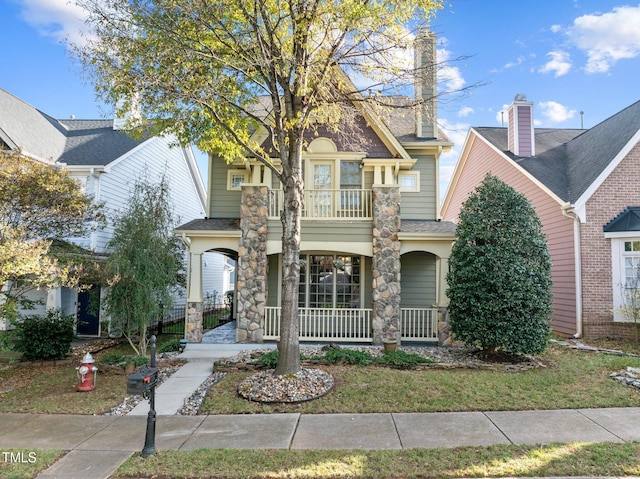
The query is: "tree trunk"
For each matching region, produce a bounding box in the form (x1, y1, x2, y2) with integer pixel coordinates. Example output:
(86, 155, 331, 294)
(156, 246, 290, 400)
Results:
(274, 153, 303, 376)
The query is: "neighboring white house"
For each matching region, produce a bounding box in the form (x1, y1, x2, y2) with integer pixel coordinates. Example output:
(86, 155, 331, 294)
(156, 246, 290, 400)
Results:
(0, 88, 230, 335)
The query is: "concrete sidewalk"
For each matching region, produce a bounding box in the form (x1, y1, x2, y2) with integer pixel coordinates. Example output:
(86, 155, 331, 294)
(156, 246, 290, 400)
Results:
(4, 324, 639, 479)
(0, 408, 639, 478)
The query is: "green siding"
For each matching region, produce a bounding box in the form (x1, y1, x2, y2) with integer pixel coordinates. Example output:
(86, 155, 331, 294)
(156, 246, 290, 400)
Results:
(402, 155, 437, 220)
(400, 251, 436, 307)
(209, 156, 243, 218)
(267, 255, 279, 307)
(266, 220, 372, 244)
(364, 256, 373, 309)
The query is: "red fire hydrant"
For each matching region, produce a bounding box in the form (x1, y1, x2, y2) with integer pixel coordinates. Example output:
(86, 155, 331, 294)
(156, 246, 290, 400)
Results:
(76, 352, 98, 392)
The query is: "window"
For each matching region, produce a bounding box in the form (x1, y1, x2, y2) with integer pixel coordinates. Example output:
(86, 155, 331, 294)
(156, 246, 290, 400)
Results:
(227, 170, 248, 190)
(298, 255, 361, 308)
(340, 160, 362, 214)
(399, 171, 420, 192)
(611, 238, 640, 322)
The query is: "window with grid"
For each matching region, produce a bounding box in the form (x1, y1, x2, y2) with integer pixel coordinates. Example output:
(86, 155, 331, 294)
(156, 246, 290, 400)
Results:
(298, 255, 361, 308)
(340, 161, 361, 213)
(624, 241, 640, 292)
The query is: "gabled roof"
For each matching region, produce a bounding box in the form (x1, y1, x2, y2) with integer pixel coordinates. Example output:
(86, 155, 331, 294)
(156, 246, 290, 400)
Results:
(0, 88, 68, 162)
(473, 99, 640, 204)
(58, 119, 145, 166)
(0, 88, 145, 166)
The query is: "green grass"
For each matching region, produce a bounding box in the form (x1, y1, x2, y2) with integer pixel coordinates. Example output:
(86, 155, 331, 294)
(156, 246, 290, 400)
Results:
(0, 449, 64, 479)
(200, 345, 640, 414)
(112, 442, 640, 478)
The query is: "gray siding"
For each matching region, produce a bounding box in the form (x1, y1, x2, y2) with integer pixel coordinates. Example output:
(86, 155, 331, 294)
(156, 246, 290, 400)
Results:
(400, 251, 436, 307)
(209, 156, 242, 218)
(401, 154, 437, 220)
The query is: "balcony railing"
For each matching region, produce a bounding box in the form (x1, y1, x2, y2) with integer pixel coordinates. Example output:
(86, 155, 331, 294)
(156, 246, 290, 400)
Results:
(264, 307, 439, 343)
(268, 189, 372, 219)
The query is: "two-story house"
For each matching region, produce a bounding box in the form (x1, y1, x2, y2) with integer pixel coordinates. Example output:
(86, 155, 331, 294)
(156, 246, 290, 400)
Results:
(0, 88, 228, 336)
(175, 32, 456, 345)
(442, 94, 640, 341)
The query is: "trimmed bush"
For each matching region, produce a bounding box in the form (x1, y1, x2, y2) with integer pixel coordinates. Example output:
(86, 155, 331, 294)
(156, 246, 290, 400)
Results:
(15, 309, 76, 360)
(446, 175, 552, 355)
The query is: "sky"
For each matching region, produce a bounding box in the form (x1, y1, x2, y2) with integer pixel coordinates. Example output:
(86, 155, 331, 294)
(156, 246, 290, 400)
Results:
(2, 0, 640, 198)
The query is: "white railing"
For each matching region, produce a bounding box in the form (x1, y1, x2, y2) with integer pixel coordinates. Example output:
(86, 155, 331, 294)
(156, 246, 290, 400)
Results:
(265, 307, 372, 342)
(268, 189, 372, 219)
(264, 307, 439, 343)
(401, 308, 439, 342)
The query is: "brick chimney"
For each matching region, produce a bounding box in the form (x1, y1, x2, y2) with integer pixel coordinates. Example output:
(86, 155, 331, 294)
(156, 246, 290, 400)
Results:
(415, 30, 437, 139)
(507, 94, 535, 157)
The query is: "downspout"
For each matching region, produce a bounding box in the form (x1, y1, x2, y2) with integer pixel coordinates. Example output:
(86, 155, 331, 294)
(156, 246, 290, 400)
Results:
(562, 204, 583, 338)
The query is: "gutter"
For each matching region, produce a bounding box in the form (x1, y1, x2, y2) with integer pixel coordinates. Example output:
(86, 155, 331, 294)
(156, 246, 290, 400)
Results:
(561, 203, 583, 338)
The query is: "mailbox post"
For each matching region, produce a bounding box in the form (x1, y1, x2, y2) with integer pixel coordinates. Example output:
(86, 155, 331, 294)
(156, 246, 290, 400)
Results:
(126, 335, 158, 458)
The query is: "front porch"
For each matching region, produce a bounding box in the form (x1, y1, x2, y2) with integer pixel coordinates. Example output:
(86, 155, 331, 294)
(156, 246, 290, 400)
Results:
(264, 306, 439, 343)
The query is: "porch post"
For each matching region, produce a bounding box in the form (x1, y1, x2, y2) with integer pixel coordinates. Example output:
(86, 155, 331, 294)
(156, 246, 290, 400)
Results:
(185, 252, 203, 343)
(236, 185, 268, 343)
(371, 186, 401, 344)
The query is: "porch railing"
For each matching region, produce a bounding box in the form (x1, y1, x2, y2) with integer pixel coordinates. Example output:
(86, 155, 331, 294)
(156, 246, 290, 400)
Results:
(264, 307, 439, 343)
(400, 308, 439, 342)
(268, 189, 372, 219)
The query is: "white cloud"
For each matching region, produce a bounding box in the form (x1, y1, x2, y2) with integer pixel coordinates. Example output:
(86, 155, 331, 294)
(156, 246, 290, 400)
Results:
(16, 0, 89, 44)
(438, 118, 471, 196)
(437, 45, 466, 92)
(567, 5, 640, 73)
(550, 24, 562, 33)
(538, 101, 577, 123)
(495, 104, 510, 127)
(503, 56, 525, 70)
(538, 50, 572, 77)
(458, 106, 474, 117)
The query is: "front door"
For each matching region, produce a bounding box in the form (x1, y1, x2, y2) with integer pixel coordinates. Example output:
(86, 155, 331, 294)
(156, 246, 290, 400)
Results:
(76, 287, 100, 336)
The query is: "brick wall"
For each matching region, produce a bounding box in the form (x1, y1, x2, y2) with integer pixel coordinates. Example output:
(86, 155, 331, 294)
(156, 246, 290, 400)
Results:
(582, 142, 640, 339)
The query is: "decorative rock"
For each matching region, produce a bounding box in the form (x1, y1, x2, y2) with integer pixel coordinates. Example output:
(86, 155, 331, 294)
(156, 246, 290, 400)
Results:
(237, 368, 334, 403)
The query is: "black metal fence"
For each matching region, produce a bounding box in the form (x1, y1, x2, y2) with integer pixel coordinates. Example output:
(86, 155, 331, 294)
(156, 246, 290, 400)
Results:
(150, 301, 232, 336)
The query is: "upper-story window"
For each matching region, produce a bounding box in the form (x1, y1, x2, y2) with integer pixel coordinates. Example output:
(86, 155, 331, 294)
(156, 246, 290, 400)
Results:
(399, 171, 420, 192)
(227, 169, 249, 190)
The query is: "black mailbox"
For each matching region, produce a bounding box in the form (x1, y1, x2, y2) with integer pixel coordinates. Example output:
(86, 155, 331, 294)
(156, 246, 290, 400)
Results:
(126, 367, 159, 395)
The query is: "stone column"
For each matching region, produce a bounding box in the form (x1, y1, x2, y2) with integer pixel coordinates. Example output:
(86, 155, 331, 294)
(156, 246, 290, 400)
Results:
(438, 307, 453, 346)
(185, 252, 203, 342)
(236, 185, 268, 343)
(185, 302, 203, 342)
(372, 186, 401, 344)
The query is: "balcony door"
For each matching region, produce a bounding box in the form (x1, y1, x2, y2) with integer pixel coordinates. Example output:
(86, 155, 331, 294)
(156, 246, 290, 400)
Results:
(310, 162, 333, 217)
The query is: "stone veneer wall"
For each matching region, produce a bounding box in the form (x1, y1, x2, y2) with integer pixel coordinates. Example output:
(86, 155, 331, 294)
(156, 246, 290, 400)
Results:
(185, 302, 203, 342)
(372, 186, 401, 344)
(236, 185, 268, 343)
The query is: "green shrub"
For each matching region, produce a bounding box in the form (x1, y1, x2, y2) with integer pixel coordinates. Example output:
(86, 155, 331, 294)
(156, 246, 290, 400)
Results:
(132, 355, 149, 367)
(258, 350, 280, 368)
(15, 309, 76, 360)
(158, 338, 181, 353)
(323, 349, 373, 365)
(446, 175, 552, 355)
(99, 351, 127, 366)
(378, 350, 434, 369)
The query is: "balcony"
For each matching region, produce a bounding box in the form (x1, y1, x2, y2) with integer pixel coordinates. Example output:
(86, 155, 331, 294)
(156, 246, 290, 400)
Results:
(268, 189, 372, 220)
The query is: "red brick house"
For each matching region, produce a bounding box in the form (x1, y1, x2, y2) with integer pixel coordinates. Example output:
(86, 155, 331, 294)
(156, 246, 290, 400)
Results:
(441, 95, 640, 339)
